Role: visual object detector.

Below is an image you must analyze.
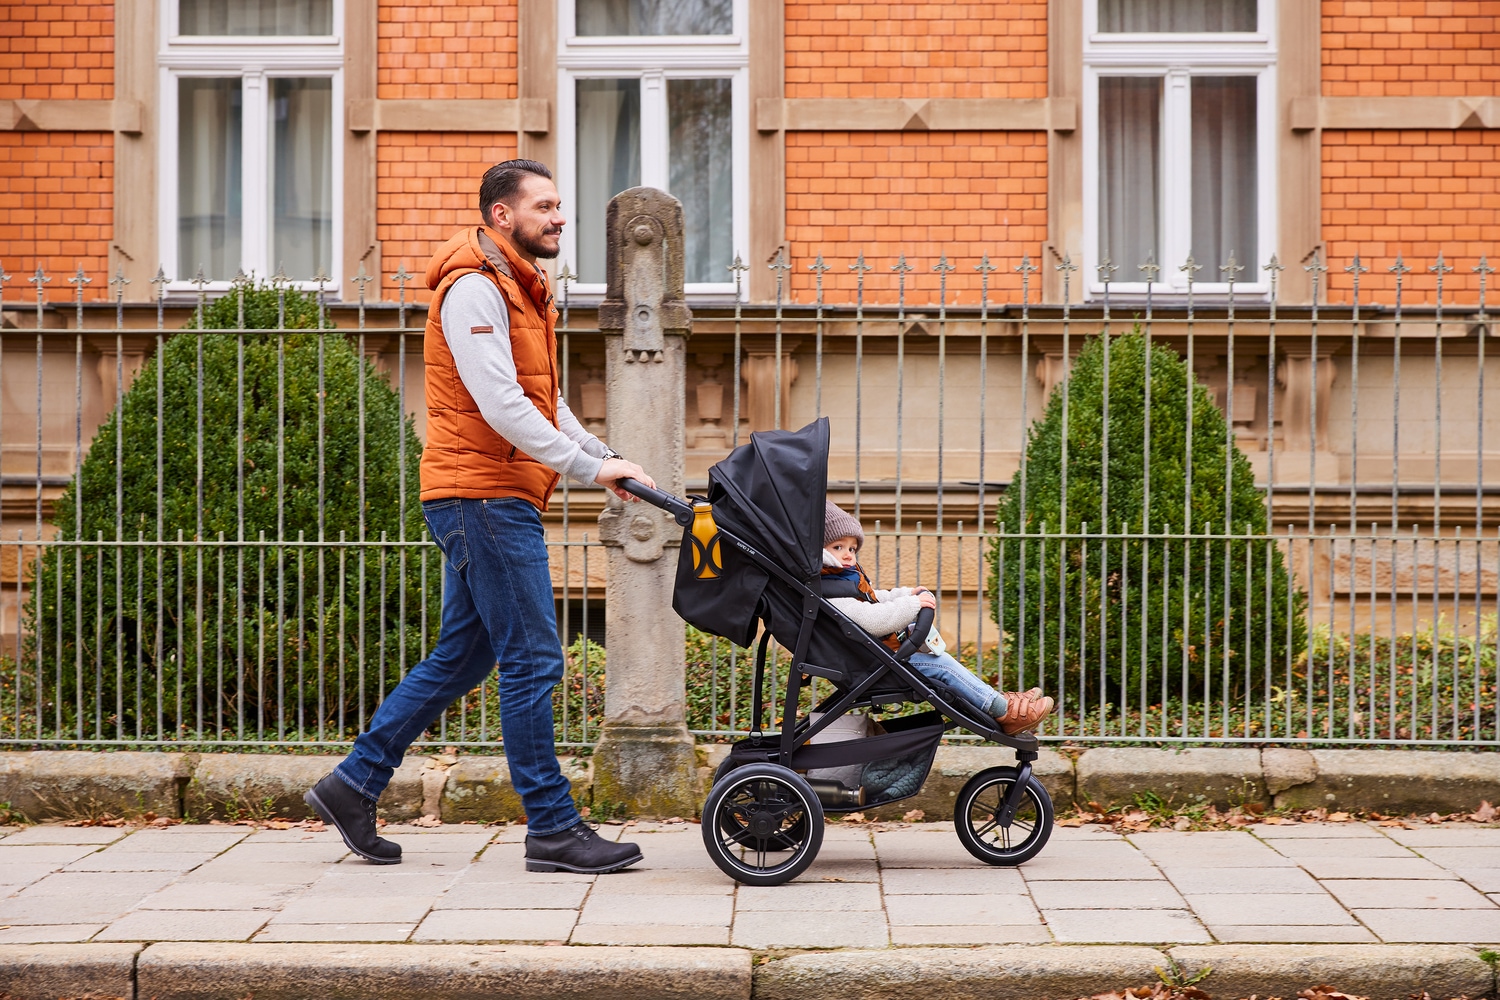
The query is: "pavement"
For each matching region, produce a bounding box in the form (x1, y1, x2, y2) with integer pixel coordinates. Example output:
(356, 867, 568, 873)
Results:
(1, 818, 1497, 950)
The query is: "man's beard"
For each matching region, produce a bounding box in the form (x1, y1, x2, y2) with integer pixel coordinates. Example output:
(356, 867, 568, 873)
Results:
(513, 223, 561, 259)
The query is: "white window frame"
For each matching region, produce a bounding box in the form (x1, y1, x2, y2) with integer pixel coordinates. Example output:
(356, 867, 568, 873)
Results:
(157, 0, 344, 295)
(556, 0, 749, 300)
(1082, 1, 1277, 301)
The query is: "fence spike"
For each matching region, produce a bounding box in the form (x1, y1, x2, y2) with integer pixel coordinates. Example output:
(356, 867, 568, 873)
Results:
(0, 259, 11, 295)
(1220, 251, 1244, 285)
(975, 254, 997, 275)
(848, 252, 872, 275)
(1097, 255, 1117, 285)
(351, 261, 374, 305)
(1138, 253, 1161, 284)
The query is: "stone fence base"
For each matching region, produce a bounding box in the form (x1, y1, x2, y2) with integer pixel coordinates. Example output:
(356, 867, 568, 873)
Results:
(0, 745, 1494, 825)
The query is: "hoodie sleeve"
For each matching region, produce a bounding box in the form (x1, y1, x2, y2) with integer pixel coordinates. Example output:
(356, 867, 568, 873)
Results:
(828, 594, 923, 638)
(441, 273, 605, 486)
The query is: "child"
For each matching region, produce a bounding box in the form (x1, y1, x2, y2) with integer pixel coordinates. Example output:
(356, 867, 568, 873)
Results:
(821, 501, 1054, 735)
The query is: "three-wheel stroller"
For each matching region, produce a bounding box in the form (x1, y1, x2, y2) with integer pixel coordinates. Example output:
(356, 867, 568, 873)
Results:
(622, 417, 1053, 886)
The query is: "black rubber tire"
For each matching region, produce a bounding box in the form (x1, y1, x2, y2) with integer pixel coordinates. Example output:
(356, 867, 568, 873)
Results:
(711, 757, 807, 853)
(953, 765, 1054, 866)
(701, 762, 825, 886)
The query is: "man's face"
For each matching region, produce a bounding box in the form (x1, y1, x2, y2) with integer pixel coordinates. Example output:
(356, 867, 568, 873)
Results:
(489, 175, 566, 261)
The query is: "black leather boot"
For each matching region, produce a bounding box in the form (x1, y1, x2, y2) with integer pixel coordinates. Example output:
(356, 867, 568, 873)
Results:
(525, 822, 643, 874)
(304, 773, 402, 865)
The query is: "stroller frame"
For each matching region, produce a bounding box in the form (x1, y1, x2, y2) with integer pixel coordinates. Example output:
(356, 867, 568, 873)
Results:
(627, 477, 1048, 880)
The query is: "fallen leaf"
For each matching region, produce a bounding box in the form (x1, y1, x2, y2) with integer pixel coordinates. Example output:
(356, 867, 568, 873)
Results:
(1262, 816, 1286, 825)
(664, 817, 685, 824)
(821, 876, 846, 882)
(902, 809, 926, 823)
(267, 821, 291, 830)
(1469, 800, 1496, 823)
(1327, 812, 1351, 823)
(843, 811, 867, 824)
(1057, 817, 1087, 827)
(412, 814, 443, 828)
(1378, 818, 1409, 829)
(1174, 817, 1193, 831)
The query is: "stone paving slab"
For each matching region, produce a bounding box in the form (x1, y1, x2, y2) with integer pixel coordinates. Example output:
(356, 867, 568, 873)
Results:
(0, 819, 1496, 956)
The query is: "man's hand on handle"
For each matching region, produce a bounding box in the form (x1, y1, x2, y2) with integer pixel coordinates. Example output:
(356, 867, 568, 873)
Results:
(594, 457, 655, 501)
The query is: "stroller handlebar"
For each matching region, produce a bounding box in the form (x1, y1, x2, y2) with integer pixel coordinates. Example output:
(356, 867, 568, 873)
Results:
(619, 478, 695, 527)
(894, 605, 937, 661)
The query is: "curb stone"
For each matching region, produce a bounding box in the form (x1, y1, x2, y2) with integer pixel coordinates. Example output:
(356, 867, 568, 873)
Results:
(1167, 944, 1494, 1000)
(0, 943, 140, 1000)
(751, 945, 1167, 1000)
(134, 942, 752, 1000)
(185, 754, 423, 822)
(1270, 750, 1500, 815)
(0, 751, 189, 821)
(2, 745, 1498, 823)
(1076, 747, 1267, 810)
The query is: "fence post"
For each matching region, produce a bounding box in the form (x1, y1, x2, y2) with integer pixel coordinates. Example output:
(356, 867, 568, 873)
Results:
(591, 187, 699, 818)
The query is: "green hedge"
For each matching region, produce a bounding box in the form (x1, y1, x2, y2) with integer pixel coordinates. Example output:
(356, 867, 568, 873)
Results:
(25, 283, 436, 741)
(988, 332, 1307, 709)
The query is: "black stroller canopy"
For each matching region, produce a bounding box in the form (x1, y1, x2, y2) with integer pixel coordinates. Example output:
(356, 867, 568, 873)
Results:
(708, 417, 830, 583)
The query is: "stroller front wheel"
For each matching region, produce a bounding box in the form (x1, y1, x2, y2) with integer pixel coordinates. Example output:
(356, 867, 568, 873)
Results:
(953, 765, 1054, 866)
(702, 762, 824, 886)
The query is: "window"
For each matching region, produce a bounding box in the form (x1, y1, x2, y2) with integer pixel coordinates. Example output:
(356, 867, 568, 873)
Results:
(558, 0, 747, 296)
(1083, 0, 1276, 298)
(159, 0, 342, 292)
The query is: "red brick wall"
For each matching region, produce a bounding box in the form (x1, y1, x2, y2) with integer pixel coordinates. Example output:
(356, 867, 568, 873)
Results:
(1322, 1, 1500, 98)
(785, 2, 1047, 100)
(378, 0, 517, 101)
(1322, 129, 1500, 303)
(0, 1, 114, 101)
(0, 132, 113, 297)
(376, 132, 518, 303)
(784, 130, 1048, 306)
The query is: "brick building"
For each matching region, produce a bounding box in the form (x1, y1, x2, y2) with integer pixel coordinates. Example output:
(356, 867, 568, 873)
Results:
(4, 1, 1496, 309)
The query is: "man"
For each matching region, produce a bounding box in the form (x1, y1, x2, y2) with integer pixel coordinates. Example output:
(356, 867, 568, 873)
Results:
(306, 159, 650, 875)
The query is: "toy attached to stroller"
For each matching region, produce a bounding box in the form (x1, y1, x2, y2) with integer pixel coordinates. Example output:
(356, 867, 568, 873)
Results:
(622, 417, 1053, 886)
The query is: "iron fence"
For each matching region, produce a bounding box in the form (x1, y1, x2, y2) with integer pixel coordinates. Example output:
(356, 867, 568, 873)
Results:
(1, 247, 1497, 749)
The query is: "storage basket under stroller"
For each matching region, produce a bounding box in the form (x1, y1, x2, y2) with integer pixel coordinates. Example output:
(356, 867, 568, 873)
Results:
(624, 417, 1054, 886)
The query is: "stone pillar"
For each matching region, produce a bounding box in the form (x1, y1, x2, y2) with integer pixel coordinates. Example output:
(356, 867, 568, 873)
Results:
(1276, 351, 1339, 483)
(590, 187, 698, 819)
(741, 343, 798, 433)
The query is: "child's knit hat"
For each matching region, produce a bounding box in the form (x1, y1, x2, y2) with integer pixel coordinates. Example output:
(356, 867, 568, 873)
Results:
(823, 501, 864, 547)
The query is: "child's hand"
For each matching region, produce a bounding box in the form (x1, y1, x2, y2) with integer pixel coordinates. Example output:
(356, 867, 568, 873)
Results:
(917, 591, 937, 610)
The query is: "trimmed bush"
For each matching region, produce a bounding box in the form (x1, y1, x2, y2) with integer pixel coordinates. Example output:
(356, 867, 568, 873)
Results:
(25, 283, 437, 741)
(988, 332, 1307, 712)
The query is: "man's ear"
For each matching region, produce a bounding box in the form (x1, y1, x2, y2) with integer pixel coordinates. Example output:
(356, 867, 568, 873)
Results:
(486, 201, 508, 231)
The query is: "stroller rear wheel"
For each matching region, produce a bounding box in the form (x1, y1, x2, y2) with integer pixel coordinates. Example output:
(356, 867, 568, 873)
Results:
(702, 762, 824, 886)
(953, 765, 1053, 866)
(711, 758, 809, 853)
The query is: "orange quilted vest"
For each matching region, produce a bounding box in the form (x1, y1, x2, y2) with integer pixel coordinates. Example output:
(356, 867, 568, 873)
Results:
(419, 226, 562, 509)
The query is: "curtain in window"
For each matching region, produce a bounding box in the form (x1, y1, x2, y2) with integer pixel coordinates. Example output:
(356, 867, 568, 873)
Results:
(668, 79, 733, 285)
(1098, 76, 1160, 276)
(1191, 77, 1257, 272)
(178, 77, 242, 280)
(179, 0, 332, 35)
(1098, 0, 1255, 32)
(575, 79, 641, 283)
(270, 78, 333, 281)
(576, 0, 732, 36)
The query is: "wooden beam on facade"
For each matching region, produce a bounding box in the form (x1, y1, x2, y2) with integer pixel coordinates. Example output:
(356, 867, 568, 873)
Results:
(0, 99, 139, 132)
(757, 97, 1075, 133)
(1315, 96, 1500, 130)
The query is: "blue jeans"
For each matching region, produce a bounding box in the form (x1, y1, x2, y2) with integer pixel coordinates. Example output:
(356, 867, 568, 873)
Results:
(908, 650, 1006, 718)
(335, 497, 580, 836)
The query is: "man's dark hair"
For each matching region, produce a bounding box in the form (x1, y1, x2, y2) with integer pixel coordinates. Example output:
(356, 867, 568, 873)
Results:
(478, 159, 554, 225)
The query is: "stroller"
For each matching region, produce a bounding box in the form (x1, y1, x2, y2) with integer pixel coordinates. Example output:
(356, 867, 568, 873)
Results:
(623, 417, 1053, 886)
